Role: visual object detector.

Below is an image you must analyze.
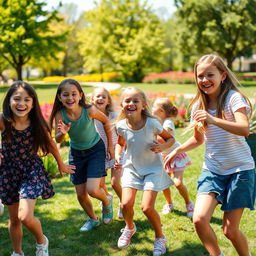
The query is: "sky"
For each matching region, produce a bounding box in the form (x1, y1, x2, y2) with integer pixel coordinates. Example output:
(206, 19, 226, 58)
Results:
(46, 0, 176, 19)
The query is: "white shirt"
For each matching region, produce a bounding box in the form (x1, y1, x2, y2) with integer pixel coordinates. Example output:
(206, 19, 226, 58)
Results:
(191, 90, 255, 175)
(116, 117, 165, 175)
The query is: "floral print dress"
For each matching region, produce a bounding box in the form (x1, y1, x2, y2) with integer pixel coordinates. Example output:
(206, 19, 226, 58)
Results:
(0, 126, 54, 205)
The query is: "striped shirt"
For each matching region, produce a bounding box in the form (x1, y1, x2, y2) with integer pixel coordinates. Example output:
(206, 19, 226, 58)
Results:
(192, 90, 255, 175)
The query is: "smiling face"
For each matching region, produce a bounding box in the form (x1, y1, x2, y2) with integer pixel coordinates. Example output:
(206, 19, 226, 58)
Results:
(10, 87, 33, 119)
(92, 88, 110, 112)
(121, 88, 146, 118)
(196, 63, 226, 99)
(58, 83, 83, 110)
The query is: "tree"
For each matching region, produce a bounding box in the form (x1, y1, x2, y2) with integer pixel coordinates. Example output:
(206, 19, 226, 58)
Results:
(0, 0, 66, 80)
(174, 0, 256, 69)
(77, 0, 169, 82)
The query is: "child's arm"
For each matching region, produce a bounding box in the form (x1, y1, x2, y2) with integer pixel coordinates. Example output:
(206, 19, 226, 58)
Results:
(88, 105, 114, 159)
(164, 128, 204, 169)
(150, 128, 175, 153)
(115, 135, 126, 168)
(48, 135, 75, 176)
(193, 108, 250, 136)
(54, 111, 71, 143)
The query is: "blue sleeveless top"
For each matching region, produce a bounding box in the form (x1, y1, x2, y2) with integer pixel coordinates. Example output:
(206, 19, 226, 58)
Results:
(60, 107, 100, 150)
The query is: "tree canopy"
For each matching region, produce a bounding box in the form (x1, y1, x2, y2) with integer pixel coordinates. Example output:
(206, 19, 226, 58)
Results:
(174, 0, 256, 69)
(0, 0, 66, 80)
(78, 0, 169, 82)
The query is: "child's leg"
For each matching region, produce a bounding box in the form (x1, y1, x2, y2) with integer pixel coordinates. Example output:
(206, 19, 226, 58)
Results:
(86, 178, 111, 206)
(100, 176, 112, 197)
(223, 208, 250, 256)
(141, 190, 163, 238)
(162, 187, 172, 204)
(75, 183, 98, 220)
(121, 187, 137, 228)
(193, 193, 221, 256)
(8, 203, 23, 254)
(111, 167, 122, 200)
(18, 199, 45, 244)
(173, 171, 190, 204)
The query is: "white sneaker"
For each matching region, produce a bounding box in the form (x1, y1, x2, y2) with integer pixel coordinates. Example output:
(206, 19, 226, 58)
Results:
(0, 199, 4, 216)
(11, 252, 24, 256)
(36, 235, 49, 256)
(153, 237, 167, 256)
(161, 203, 174, 215)
(117, 224, 136, 249)
(186, 201, 194, 218)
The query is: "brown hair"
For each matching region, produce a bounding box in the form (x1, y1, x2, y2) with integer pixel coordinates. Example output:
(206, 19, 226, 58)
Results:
(189, 54, 251, 132)
(154, 98, 178, 118)
(2, 81, 52, 156)
(49, 79, 90, 129)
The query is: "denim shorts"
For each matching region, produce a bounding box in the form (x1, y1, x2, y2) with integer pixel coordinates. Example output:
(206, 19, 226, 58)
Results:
(197, 169, 256, 211)
(69, 139, 106, 185)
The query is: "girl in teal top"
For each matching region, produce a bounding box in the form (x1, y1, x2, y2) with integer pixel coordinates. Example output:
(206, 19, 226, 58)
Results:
(50, 79, 115, 231)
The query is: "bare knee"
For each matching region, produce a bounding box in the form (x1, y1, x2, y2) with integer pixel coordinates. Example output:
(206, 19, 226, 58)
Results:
(141, 204, 155, 215)
(122, 201, 134, 212)
(174, 178, 182, 188)
(18, 212, 33, 226)
(87, 188, 99, 198)
(223, 226, 238, 241)
(9, 216, 21, 227)
(77, 191, 88, 202)
(193, 214, 209, 228)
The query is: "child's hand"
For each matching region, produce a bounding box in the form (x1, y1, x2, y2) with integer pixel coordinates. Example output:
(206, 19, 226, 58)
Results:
(164, 151, 177, 169)
(0, 153, 3, 165)
(58, 163, 76, 177)
(115, 156, 122, 169)
(108, 146, 115, 160)
(57, 120, 71, 135)
(193, 110, 214, 124)
(150, 141, 164, 153)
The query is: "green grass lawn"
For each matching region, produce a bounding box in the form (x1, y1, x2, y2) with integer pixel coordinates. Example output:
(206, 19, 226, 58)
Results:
(0, 130, 255, 256)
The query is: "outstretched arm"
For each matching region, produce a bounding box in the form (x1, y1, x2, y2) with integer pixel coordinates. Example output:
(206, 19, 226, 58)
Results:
(48, 136, 75, 176)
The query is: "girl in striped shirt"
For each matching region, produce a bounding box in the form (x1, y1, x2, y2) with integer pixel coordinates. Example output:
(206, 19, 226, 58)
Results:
(164, 54, 255, 256)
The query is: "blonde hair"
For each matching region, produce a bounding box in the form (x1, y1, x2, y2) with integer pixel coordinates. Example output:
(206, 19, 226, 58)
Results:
(117, 87, 154, 121)
(154, 98, 178, 118)
(189, 54, 251, 133)
(91, 87, 114, 115)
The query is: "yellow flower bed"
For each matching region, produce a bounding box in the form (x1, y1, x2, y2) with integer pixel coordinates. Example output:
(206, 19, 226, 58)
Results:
(43, 73, 118, 83)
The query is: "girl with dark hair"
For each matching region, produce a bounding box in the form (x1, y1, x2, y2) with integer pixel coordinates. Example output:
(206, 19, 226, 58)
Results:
(0, 81, 75, 256)
(49, 79, 114, 231)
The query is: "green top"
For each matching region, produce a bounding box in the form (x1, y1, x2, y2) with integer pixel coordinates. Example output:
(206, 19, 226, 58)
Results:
(60, 107, 100, 150)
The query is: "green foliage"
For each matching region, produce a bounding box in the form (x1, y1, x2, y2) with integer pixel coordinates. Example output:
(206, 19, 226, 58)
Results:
(0, 0, 67, 80)
(174, 0, 256, 69)
(42, 154, 59, 178)
(77, 0, 169, 82)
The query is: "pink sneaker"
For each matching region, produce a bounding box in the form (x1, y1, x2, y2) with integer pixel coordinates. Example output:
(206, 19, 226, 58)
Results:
(117, 224, 136, 249)
(153, 237, 167, 256)
(186, 201, 194, 218)
(161, 203, 174, 215)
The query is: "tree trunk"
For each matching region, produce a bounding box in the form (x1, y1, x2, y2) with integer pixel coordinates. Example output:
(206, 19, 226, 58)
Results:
(226, 54, 233, 71)
(16, 63, 23, 80)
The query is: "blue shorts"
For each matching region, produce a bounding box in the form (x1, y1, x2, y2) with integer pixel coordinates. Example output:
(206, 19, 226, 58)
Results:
(69, 139, 106, 185)
(197, 169, 256, 211)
